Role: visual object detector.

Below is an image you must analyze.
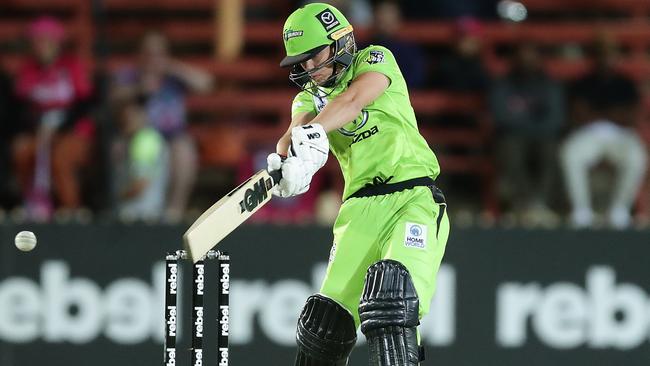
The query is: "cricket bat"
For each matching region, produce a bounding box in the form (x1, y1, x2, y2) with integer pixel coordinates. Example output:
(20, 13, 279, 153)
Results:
(183, 169, 282, 263)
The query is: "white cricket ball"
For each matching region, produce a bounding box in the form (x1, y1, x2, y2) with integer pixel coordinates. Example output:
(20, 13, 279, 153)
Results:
(15, 231, 37, 252)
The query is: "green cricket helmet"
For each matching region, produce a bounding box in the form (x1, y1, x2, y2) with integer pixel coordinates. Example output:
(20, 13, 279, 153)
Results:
(280, 3, 357, 94)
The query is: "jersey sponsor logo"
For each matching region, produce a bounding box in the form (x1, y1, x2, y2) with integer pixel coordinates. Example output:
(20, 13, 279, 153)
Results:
(339, 110, 369, 136)
(404, 222, 427, 249)
(350, 125, 379, 145)
(283, 29, 303, 41)
(366, 50, 385, 65)
(315, 9, 340, 31)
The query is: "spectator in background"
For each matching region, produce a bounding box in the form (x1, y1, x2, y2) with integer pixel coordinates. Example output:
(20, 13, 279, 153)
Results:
(112, 31, 213, 222)
(111, 96, 169, 221)
(12, 17, 95, 220)
(431, 17, 489, 92)
(561, 35, 647, 229)
(369, 0, 427, 89)
(489, 43, 564, 221)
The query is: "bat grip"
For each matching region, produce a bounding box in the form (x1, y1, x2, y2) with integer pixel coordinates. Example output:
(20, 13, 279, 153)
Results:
(270, 169, 282, 185)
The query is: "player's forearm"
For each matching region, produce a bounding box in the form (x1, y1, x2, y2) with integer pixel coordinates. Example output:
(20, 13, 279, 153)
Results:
(277, 111, 314, 155)
(310, 72, 389, 132)
(309, 92, 363, 132)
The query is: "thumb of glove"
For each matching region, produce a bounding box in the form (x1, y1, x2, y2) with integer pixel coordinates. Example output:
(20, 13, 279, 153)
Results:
(267, 153, 283, 172)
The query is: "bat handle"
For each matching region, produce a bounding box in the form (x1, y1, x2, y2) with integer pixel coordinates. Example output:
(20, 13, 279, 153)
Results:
(269, 169, 282, 185)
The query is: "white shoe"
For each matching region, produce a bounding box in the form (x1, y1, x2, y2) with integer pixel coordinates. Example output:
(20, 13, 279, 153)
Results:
(608, 206, 632, 229)
(571, 208, 594, 229)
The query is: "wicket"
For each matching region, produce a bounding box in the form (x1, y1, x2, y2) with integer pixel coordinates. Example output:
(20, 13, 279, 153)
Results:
(164, 250, 230, 366)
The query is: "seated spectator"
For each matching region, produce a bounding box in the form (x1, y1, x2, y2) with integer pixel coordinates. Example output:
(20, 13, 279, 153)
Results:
(489, 43, 564, 220)
(112, 31, 213, 222)
(561, 35, 647, 229)
(368, 0, 427, 89)
(431, 17, 489, 92)
(111, 96, 169, 221)
(12, 17, 95, 221)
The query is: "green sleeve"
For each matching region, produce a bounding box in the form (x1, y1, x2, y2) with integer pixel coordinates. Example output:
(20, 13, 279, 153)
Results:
(352, 45, 399, 85)
(291, 91, 316, 119)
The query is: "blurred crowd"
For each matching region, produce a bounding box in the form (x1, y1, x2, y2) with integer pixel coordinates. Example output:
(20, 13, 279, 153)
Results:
(0, 18, 213, 223)
(0, 0, 648, 230)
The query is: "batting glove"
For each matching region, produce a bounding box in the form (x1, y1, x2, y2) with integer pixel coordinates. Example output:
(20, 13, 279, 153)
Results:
(267, 153, 311, 198)
(289, 123, 329, 175)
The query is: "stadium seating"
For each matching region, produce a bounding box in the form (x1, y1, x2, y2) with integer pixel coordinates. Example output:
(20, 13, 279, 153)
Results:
(1, 0, 649, 216)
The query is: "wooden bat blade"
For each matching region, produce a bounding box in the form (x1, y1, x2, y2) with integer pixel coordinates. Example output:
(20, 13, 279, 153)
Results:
(183, 169, 280, 263)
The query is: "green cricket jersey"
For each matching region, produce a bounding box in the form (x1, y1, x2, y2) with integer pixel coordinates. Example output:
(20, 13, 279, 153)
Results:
(291, 45, 440, 200)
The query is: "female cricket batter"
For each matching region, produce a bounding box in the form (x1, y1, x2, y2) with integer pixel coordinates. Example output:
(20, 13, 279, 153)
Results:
(266, 3, 450, 365)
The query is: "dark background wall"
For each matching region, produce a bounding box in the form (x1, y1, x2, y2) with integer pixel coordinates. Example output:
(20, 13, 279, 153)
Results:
(1, 224, 649, 366)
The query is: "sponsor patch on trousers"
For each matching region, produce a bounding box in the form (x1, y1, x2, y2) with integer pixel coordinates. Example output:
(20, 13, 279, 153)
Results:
(404, 222, 427, 249)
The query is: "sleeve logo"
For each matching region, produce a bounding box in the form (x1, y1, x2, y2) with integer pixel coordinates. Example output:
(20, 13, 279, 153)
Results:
(316, 9, 341, 31)
(404, 222, 427, 249)
(366, 50, 385, 64)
